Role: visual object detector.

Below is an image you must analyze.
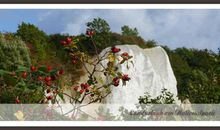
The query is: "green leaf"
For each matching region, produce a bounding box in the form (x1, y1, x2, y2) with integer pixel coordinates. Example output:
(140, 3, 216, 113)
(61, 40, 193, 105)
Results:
(97, 77, 104, 84)
(74, 92, 81, 99)
(120, 59, 126, 64)
(128, 56, 133, 59)
(122, 80, 126, 86)
(117, 72, 122, 77)
(126, 63, 129, 69)
(37, 66, 47, 73)
(130, 61, 134, 67)
(87, 79, 94, 85)
(0, 69, 10, 76)
(58, 93, 65, 102)
(3, 74, 17, 86)
(16, 65, 29, 72)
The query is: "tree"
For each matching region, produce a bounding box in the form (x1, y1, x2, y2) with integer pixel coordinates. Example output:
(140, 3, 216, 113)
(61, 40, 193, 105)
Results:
(86, 18, 111, 50)
(0, 33, 31, 71)
(188, 69, 220, 103)
(169, 52, 192, 100)
(17, 22, 48, 44)
(16, 22, 49, 64)
(145, 40, 157, 48)
(168, 47, 220, 103)
(121, 25, 139, 37)
(86, 18, 110, 34)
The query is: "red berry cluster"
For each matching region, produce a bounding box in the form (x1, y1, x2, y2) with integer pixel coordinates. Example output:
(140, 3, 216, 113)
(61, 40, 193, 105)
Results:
(43, 67, 64, 87)
(111, 46, 121, 53)
(80, 83, 90, 94)
(46, 87, 57, 101)
(121, 52, 129, 60)
(112, 74, 130, 87)
(86, 29, 95, 37)
(122, 74, 130, 81)
(57, 68, 64, 76)
(60, 37, 80, 65)
(73, 83, 90, 94)
(71, 55, 78, 65)
(46, 95, 53, 100)
(44, 76, 52, 86)
(19, 65, 64, 101)
(113, 77, 120, 86)
(60, 37, 72, 46)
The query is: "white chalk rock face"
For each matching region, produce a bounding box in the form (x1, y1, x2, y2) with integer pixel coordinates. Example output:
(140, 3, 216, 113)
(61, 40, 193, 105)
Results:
(57, 45, 178, 117)
(101, 45, 178, 114)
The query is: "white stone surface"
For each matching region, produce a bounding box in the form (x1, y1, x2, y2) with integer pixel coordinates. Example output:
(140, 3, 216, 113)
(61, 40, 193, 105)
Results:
(57, 45, 178, 117)
(101, 45, 178, 114)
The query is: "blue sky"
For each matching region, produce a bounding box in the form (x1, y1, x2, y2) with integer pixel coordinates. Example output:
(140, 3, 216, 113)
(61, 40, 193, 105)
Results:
(0, 9, 220, 52)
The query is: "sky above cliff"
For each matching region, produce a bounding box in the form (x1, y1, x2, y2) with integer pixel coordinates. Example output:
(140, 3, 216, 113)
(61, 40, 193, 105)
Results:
(0, 9, 219, 52)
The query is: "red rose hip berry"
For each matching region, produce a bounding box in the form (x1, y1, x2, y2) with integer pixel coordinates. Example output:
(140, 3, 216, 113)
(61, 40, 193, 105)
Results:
(21, 71, 28, 78)
(60, 40, 67, 45)
(37, 76, 43, 81)
(80, 89, 85, 94)
(47, 96, 53, 100)
(122, 74, 130, 81)
(47, 66, 52, 72)
(73, 86, 79, 91)
(45, 76, 51, 82)
(30, 65, 36, 72)
(111, 46, 121, 53)
(46, 81, 51, 86)
(66, 37, 72, 44)
(15, 97, 20, 104)
(58, 69, 64, 75)
(113, 77, 120, 87)
(86, 29, 95, 37)
(80, 83, 89, 89)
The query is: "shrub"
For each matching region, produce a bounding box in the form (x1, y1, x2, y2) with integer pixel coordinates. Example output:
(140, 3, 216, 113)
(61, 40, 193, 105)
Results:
(0, 33, 31, 71)
(16, 22, 48, 64)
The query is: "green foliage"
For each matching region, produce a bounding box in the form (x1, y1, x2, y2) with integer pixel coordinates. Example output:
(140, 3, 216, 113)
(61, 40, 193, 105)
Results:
(168, 50, 192, 100)
(16, 22, 49, 63)
(121, 25, 139, 37)
(139, 88, 175, 104)
(168, 47, 220, 103)
(188, 69, 220, 103)
(86, 18, 111, 50)
(0, 33, 31, 71)
(144, 40, 158, 48)
(0, 65, 64, 103)
(17, 22, 48, 43)
(87, 18, 110, 34)
(48, 34, 84, 83)
(116, 89, 175, 121)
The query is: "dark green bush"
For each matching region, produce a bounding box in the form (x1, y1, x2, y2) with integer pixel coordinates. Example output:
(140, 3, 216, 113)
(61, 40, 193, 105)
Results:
(0, 33, 31, 71)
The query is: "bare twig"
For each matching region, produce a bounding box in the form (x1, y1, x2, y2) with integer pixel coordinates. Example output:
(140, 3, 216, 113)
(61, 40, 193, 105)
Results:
(63, 92, 111, 116)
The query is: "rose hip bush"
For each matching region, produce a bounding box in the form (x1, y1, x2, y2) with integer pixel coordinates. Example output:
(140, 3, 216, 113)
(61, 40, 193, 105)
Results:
(0, 29, 133, 118)
(0, 64, 64, 103)
(58, 29, 133, 108)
